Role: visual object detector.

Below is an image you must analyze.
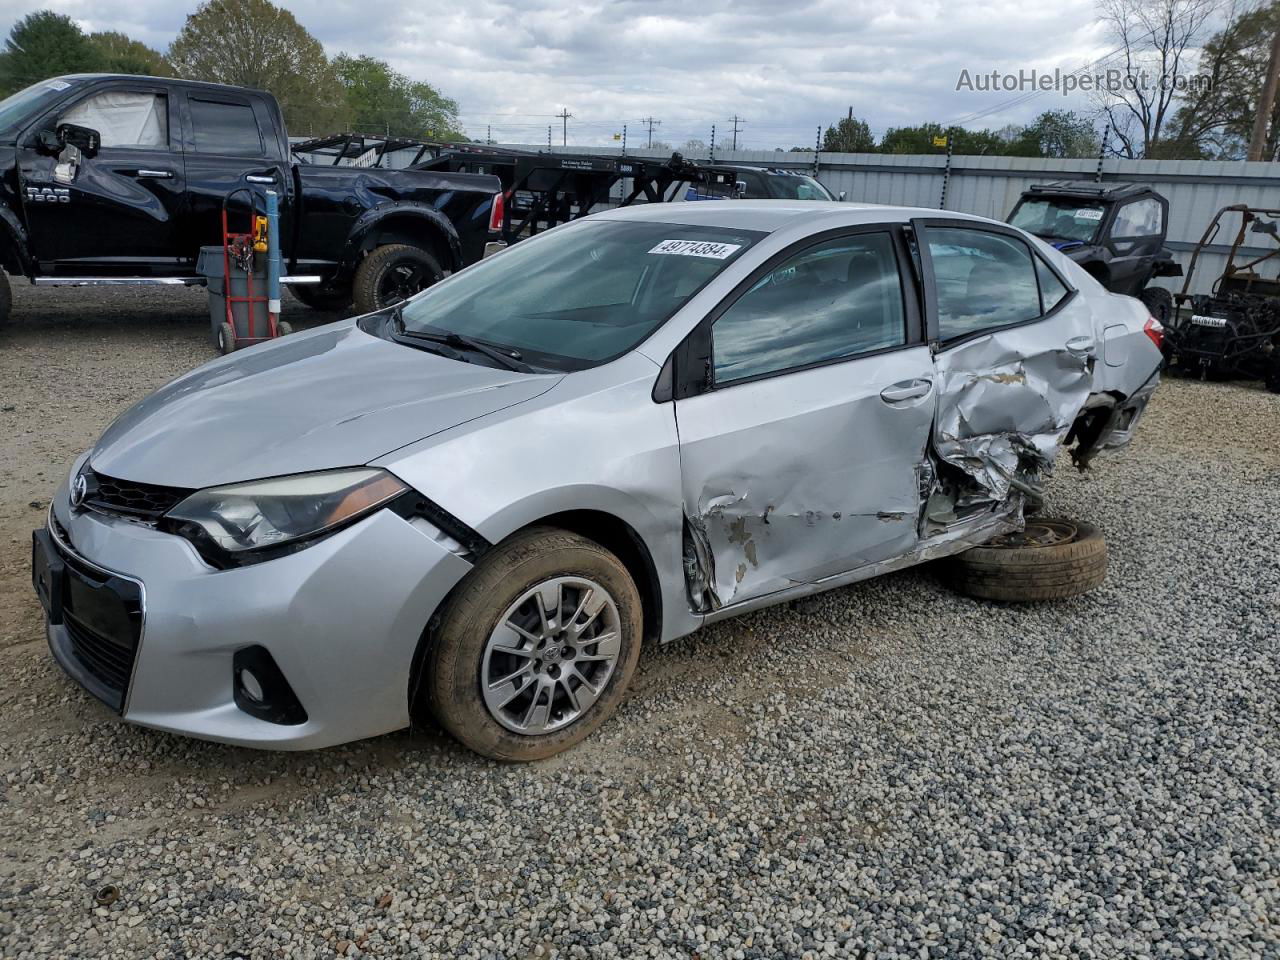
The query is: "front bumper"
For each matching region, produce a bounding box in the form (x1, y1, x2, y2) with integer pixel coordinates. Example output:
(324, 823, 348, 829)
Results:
(40, 471, 472, 750)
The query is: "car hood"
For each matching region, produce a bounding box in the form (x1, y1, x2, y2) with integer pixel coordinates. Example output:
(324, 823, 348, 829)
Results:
(89, 321, 562, 489)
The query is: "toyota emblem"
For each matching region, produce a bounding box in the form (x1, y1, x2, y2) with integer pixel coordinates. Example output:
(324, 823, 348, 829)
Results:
(70, 473, 88, 509)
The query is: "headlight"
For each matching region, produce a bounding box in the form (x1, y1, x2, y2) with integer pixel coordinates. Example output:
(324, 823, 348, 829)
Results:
(163, 468, 408, 567)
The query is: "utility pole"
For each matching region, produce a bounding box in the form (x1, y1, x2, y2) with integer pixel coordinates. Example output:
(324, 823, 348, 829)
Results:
(642, 116, 661, 148)
(547, 125, 552, 150)
(1248, 28, 1280, 161)
(556, 108, 572, 146)
(729, 115, 745, 151)
(486, 124, 491, 145)
(710, 124, 716, 163)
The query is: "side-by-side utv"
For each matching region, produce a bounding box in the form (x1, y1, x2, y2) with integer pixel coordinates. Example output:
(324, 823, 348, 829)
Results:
(1008, 182, 1183, 325)
(1166, 204, 1280, 393)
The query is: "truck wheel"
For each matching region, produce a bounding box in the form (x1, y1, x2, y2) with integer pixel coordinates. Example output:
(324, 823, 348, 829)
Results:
(0, 270, 10, 326)
(288, 283, 351, 311)
(352, 244, 443, 315)
(417, 526, 643, 761)
(945, 518, 1107, 602)
(1139, 287, 1173, 326)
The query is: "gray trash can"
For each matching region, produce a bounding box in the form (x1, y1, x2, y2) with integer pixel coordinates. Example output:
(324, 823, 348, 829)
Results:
(197, 245, 270, 353)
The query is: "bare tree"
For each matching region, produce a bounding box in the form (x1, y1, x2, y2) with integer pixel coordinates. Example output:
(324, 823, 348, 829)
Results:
(1095, 0, 1223, 157)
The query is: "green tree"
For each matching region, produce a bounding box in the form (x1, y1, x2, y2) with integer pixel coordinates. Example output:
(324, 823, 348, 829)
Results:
(168, 0, 344, 135)
(0, 11, 102, 96)
(880, 123, 1007, 155)
(89, 32, 171, 77)
(332, 54, 460, 139)
(1168, 1, 1280, 159)
(1009, 110, 1100, 158)
(822, 113, 875, 153)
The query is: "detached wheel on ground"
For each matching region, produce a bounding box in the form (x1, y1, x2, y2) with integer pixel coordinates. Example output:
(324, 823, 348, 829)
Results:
(352, 244, 444, 315)
(1139, 286, 1174, 327)
(947, 518, 1107, 602)
(288, 282, 352, 312)
(418, 526, 643, 761)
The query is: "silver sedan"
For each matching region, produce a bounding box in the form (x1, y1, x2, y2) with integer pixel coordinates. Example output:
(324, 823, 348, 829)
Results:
(32, 201, 1163, 760)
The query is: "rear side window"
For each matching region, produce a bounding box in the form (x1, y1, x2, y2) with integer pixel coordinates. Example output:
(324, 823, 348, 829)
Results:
(189, 98, 263, 156)
(926, 227, 1041, 340)
(1035, 257, 1070, 313)
(712, 232, 906, 383)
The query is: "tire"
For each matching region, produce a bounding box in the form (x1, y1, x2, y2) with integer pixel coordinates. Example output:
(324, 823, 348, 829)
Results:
(0, 270, 10, 326)
(288, 282, 351, 311)
(217, 321, 236, 355)
(946, 518, 1107, 602)
(352, 244, 444, 315)
(1265, 363, 1280, 395)
(276, 320, 293, 337)
(1139, 286, 1174, 326)
(419, 526, 643, 761)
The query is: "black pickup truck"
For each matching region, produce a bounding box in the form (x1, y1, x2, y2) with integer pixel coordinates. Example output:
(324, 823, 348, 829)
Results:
(0, 74, 503, 324)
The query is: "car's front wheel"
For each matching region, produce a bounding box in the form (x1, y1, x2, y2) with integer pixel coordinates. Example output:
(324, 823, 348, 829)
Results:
(419, 526, 642, 761)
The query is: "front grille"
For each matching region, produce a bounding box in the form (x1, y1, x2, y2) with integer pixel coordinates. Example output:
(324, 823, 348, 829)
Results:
(63, 613, 138, 702)
(83, 468, 191, 520)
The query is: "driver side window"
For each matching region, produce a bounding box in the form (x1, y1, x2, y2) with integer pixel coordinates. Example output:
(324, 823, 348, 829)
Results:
(57, 91, 168, 149)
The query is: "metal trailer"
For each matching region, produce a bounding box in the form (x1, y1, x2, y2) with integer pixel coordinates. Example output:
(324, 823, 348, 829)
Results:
(291, 136, 744, 247)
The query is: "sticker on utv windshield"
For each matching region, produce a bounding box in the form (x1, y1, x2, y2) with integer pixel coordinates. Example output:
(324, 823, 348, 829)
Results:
(1075, 209, 1104, 220)
(648, 239, 742, 259)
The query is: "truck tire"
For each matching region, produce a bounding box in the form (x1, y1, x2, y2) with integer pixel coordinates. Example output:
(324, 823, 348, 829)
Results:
(352, 244, 444, 315)
(288, 282, 351, 312)
(0, 270, 10, 326)
(1139, 286, 1173, 326)
(946, 518, 1107, 602)
(417, 526, 643, 762)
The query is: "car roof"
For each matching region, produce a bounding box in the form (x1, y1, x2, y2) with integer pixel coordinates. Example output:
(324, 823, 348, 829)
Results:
(1024, 181, 1154, 201)
(50, 73, 263, 95)
(594, 199, 993, 233)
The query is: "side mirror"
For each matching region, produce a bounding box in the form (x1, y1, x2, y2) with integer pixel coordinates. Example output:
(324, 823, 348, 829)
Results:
(734, 180, 748, 198)
(838, 190, 847, 201)
(35, 129, 63, 156)
(57, 123, 99, 158)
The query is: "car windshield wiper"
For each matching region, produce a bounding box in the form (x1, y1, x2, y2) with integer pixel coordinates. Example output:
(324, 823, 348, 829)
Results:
(390, 309, 534, 373)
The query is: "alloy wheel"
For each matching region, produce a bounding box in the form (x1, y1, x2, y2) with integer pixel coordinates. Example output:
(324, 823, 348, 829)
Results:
(481, 576, 621, 735)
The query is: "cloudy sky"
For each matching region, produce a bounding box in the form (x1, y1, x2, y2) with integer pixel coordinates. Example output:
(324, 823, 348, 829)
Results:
(4, 0, 1135, 147)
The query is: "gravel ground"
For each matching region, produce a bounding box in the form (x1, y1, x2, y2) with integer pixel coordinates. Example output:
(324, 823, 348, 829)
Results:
(0, 284, 1277, 960)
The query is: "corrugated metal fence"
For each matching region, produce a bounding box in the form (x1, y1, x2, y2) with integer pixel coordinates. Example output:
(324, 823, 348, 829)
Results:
(493, 143, 1280, 297)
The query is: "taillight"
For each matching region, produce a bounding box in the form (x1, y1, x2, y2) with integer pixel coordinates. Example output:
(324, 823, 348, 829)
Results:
(488, 190, 505, 233)
(1143, 315, 1164, 350)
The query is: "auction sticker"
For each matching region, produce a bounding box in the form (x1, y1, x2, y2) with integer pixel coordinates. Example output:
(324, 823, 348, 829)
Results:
(649, 239, 742, 259)
(1075, 208, 1104, 220)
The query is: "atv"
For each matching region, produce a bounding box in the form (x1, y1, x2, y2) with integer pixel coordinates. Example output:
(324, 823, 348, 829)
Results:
(1007, 182, 1183, 325)
(1166, 204, 1280, 393)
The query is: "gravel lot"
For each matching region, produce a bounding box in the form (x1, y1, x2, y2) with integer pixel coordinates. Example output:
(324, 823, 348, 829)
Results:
(1, 284, 1277, 960)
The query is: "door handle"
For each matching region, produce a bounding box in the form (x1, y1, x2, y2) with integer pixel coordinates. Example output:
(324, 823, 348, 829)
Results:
(879, 379, 933, 403)
(135, 169, 173, 178)
(1066, 335, 1096, 356)
(246, 174, 277, 184)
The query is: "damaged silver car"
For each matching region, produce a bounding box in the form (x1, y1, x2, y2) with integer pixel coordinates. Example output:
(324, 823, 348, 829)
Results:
(33, 202, 1163, 760)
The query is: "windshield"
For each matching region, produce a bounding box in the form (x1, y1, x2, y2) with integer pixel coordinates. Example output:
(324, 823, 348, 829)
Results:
(397, 219, 763, 371)
(767, 174, 835, 201)
(1009, 198, 1106, 244)
(0, 78, 76, 133)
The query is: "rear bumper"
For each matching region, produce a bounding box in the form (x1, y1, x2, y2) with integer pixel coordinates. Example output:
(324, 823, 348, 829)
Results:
(40, 468, 472, 750)
(1072, 371, 1159, 468)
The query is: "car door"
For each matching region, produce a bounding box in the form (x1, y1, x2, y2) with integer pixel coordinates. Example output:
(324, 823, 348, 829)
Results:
(179, 91, 293, 266)
(1104, 196, 1166, 296)
(672, 227, 936, 611)
(17, 81, 186, 272)
(912, 219, 1094, 517)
